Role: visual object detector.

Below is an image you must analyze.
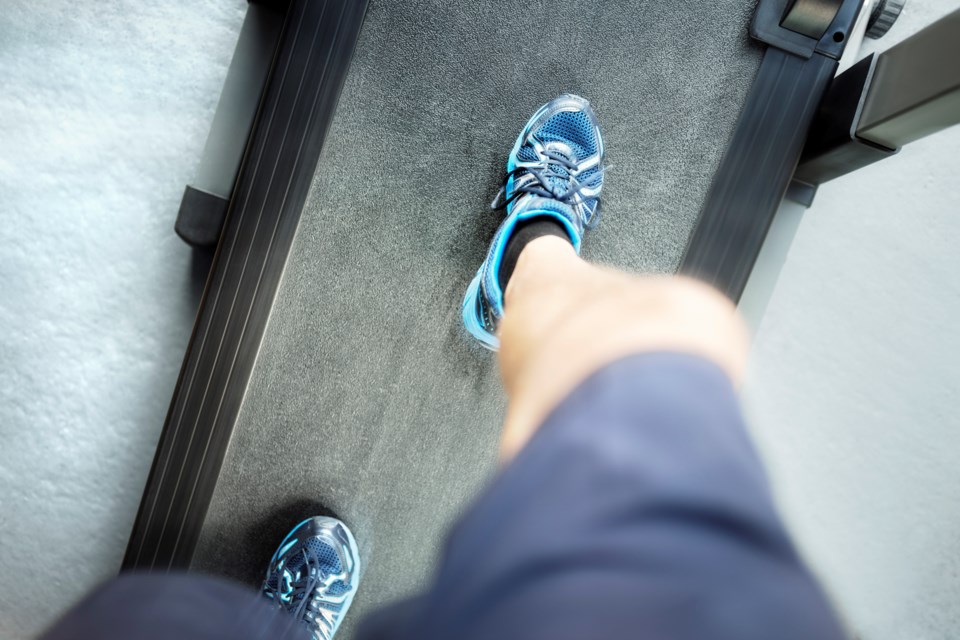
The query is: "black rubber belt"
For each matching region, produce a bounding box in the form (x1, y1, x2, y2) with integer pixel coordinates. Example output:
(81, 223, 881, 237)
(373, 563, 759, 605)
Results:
(123, 0, 370, 571)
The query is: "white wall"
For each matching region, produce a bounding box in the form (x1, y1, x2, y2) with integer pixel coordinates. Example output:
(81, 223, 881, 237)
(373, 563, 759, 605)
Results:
(743, 3, 960, 639)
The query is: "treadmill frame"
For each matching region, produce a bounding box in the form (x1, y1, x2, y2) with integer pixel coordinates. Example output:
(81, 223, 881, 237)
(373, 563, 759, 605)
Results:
(127, 0, 951, 571)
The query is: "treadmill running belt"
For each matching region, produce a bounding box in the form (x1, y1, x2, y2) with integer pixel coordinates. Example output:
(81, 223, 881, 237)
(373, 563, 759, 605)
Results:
(191, 1, 763, 636)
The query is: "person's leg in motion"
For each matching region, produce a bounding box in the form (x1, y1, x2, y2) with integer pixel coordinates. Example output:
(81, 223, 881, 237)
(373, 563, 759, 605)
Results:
(497, 237, 749, 461)
(40, 573, 309, 640)
(361, 95, 844, 640)
(40, 516, 361, 640)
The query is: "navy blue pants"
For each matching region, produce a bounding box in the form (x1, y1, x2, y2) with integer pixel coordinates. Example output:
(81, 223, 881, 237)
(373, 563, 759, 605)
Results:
(44, 354, 845, 640)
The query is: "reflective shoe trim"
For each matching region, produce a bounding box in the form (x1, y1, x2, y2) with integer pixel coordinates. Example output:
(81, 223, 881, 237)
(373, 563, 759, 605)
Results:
(262, 516, 360, 640)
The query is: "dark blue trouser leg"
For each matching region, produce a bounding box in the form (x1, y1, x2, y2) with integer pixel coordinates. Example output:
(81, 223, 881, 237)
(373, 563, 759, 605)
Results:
(360, 354, 847, 640)
(40, 573, 309, 640)
(43, 356, 845, 640)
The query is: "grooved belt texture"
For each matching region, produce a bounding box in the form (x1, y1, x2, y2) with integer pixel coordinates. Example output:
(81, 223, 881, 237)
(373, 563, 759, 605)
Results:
(193, 1, 763, 636)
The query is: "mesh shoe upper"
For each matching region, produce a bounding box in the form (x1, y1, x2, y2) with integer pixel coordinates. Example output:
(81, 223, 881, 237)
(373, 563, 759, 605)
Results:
(262, 517, 361, 640)
(463, 94, 605, 350)
(507, 102, 604, 227)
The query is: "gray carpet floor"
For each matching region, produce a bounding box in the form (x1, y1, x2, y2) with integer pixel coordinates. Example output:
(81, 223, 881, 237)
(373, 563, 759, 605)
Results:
(192, 1, 763, 636)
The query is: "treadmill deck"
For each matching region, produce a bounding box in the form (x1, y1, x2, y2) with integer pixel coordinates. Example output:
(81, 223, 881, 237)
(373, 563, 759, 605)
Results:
(191, 1, 763, 635)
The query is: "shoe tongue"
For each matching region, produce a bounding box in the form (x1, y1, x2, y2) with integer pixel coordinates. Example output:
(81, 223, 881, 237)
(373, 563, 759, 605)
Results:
(543, 140, 577, 163)
(540, 142, 577, 194)
(515, 194, 575, 222)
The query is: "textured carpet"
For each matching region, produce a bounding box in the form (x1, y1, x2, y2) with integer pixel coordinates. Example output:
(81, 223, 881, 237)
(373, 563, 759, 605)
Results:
(0, 2, 244, 638)
(193, 1, 763, 636)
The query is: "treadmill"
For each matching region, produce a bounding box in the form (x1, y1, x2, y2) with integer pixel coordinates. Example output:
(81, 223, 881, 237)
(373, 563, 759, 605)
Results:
(123, 1, 959, 636)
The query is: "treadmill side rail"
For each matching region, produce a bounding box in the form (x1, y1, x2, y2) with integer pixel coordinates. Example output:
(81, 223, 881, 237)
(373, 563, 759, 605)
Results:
(123, 0, 371, 572)
(681, 0, 865, 301)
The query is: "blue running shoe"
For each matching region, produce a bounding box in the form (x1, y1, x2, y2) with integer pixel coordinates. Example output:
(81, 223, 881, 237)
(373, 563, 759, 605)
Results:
(262, 516, 361, 640)
(462, 94, 605, 350)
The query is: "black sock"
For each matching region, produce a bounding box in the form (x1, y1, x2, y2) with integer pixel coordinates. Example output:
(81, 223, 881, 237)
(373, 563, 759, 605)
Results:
(497, 217, 571, 291)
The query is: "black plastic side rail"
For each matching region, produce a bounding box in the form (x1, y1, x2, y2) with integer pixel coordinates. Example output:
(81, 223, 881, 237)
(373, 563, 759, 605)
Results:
(680, 0, 864, 301)
(123, 0, 370, 571)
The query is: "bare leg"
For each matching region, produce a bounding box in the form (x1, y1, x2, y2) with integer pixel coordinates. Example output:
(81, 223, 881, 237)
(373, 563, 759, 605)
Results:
(497, 236, 749, 461)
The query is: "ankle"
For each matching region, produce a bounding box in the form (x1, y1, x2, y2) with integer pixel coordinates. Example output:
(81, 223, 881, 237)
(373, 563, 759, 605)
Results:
(503, 235, 579, 307)
(497, 217, 571, 292)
